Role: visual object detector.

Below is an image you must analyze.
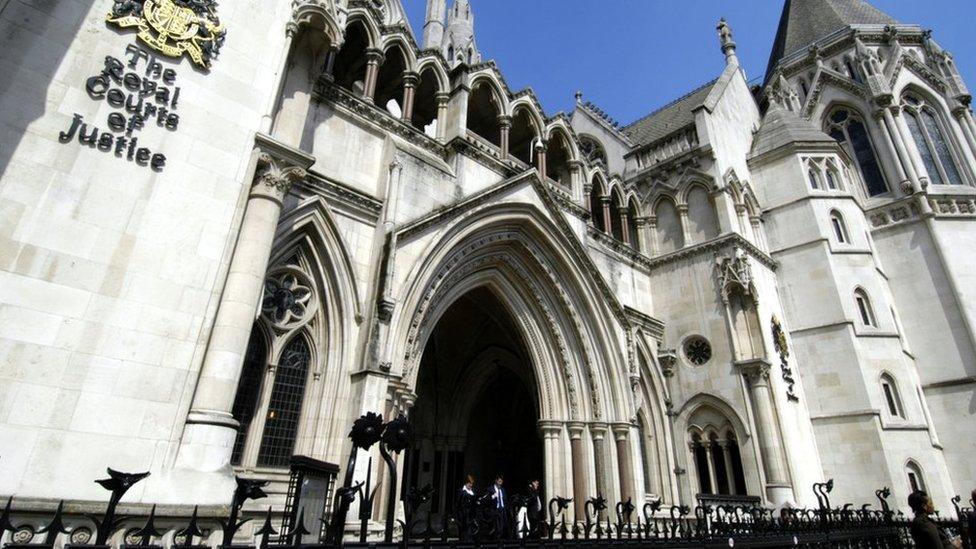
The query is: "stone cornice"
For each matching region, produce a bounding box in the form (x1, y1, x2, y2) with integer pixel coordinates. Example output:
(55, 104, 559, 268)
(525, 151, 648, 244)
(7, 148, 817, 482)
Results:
(626, 144, 712, 185)
(302, 170, 383, 221)
(644, 233, 777, 272)
(625, 306, 666, 342)
(587, 227, 652, 273)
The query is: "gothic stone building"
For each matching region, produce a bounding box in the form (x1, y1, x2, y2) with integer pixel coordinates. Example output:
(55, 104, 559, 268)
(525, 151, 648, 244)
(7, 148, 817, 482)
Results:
(0, 0, 975, 540)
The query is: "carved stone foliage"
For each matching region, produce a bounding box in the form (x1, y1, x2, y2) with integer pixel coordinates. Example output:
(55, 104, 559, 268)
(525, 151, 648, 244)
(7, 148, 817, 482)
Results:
(771, 316, 799, 402)
(255, 153, 308, 201)
(715, 246, 754, 304)
(261, 267, 317, 331)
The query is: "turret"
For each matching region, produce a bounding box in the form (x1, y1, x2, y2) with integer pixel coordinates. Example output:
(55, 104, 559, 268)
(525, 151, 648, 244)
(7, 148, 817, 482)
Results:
(423, 0, 446, 50)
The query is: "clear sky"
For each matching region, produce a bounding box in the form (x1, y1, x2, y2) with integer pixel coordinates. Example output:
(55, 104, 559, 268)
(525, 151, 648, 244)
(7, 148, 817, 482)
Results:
(402, 0, 976, 127)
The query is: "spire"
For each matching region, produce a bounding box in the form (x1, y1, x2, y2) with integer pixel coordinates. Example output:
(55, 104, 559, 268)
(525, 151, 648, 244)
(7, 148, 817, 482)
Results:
(717, 18, 738, 66)
(423, 0, 446, 50)
(764, 0, 898, 83)
(444, 0, 480, 67)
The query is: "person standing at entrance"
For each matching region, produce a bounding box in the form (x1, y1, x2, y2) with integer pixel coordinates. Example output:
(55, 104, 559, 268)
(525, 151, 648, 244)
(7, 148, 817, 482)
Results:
(455, 474, 476, 541)
(490, 474, 509, 539)
(526, 478, 543, 537)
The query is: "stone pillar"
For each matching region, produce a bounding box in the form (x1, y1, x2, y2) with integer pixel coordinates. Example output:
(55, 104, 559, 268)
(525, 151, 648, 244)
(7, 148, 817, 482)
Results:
(719, 439, 736, 495)
(738, 359, 793, 505)
(260, 24, 297, 133)
(498, 115, 512, 159)
(590, 423, 610, 507)
(892, 106, 931, 188)
(538, 420, 564, 519)
(567, 422, 588, 521)
(881, 106, 920, 191)
(536, 142, 548, 181)
(953, 107, 976, 160)
(612, 423, 635, 502)
(435, 92, 450, 142)
(363, 48, 385, 102)
(600, 197, 612, 234)
(401, 72, 419, 123)
(677, 204, 691, 245)
(647, 216, 659, 255)
(583, 181, 594, 217)
(619, 211, 631, 246)
(703, 442, 718, 494)
(178, 135, 314, 473)
(321, 43, 339, 81)
(568, 160, 585, 204)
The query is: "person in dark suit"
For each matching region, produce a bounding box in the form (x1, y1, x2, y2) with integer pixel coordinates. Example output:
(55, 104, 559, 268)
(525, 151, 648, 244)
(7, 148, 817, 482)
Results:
(967, 489, 976, 549)
(490, 474, 509, 539)
(526, 478, 543, 538)
(455, 474, 476, 541)
(908, 491, 960, 549)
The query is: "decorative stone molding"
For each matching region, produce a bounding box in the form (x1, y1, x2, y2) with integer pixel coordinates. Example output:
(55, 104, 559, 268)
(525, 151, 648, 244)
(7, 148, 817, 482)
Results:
(736, 358, 772, 385)
(253, 133, 315, 202)
(303, 171, 383, 220)
(657, 349, 677, 378)
(714, 246, 755, 304)
(261, 266, 317, 331)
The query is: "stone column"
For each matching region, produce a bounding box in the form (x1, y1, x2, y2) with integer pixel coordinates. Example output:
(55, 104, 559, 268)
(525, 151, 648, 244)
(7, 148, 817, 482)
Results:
(703, 442, 718, 494)
(435, 92, 450, 142)
(498, 115, 512, 159)
(738, 359, 793, 505)
(647, 216, 659, 255)
(401, 72, 419, 123)
(178, 135, 314, 472)
(590, 423, 610, 507)
(321, 43, 339, 81)
(719, 439, 736, 495)
(880, 106, 920, 191)
(612, 423, 635, 502)
(619, 211, 631, 246)
(538, 420, 564, 519)
(260, 23, 298, 133)
(568, 160, 585, 204)
(892, 106, 931, 188)
(953, 106, 976, 160)
(677, 204, 691, 245)
(583, 181, 593, 217)
(536, 142, 548, 181)
(600, 197, 612, 234)
(363, 48, 385, 102)
(963, 109, 976, 152)
(567, 422, 588, 521)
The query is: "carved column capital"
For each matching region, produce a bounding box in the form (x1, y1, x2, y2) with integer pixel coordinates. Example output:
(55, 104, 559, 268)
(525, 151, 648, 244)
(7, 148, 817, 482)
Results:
(402, 71, 420, 88)
(365, 48, 385, 65)
(497, 114, 513, 128)
(611, 422, 631, 440)
(567, 421, 587, 439)
(589, 422, 609, 441)
(657, 348, 677, 378)
(537, 419, 564, 437)
(252, 134, 315, 204)
(737, 358, 772, 385)
(435, 91, 451, 106)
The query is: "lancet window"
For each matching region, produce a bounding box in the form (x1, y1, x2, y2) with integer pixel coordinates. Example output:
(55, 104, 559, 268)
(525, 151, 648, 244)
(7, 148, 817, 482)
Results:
(825, 108, 889, 197)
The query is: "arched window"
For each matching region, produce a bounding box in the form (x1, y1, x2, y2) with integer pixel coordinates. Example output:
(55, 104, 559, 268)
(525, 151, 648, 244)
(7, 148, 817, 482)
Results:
(579, 135, 607, 167)
(902, 93, 964, 186)
(825, 108, 889, 196)
(906, 461, 926, 493)
(230, 328, 267, 465)
(655, 197, 684, 253)
(686, 186, 720, 242)
(447, 46, 454, 63)
(256, 335, 312, 467)
(808, 168, 822, 190)
(690, 433, 712, 494)
(854, 288, 877, 327)
(880, 374, 903, 418)
(688, 428, 747, 496)
(590, 178, 607, 233)
(609, 188, 624, 241)
(829, 211, 849, 244)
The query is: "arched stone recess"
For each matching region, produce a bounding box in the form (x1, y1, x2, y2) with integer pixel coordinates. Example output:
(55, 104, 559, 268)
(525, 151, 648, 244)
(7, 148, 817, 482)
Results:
(633, 334, 678, 503)
(390, 203, 635, 424)
(269, 196, 363, 461)
(675, 393, 761, 501)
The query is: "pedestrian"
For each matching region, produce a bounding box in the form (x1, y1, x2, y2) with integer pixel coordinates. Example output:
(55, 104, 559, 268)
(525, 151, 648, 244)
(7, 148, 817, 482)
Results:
(967, 489, 976, 549)
(490, 474, 509, 539)
(526, 478, 543, 537)
(455, 474, 476, 541)
(908, 490, 961, 549)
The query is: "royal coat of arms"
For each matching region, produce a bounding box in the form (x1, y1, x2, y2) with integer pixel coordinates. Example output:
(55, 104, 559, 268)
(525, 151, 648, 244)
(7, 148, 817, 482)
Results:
(106, 0, 226, 69)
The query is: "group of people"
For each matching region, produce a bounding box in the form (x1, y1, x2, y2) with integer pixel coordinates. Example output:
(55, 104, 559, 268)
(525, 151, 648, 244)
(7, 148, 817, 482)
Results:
(908, 489, 976, 549)
(455, 474, 544, 540)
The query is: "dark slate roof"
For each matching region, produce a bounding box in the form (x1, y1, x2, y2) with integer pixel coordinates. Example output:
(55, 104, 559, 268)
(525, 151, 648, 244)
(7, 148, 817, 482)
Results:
(764, 0, 898, 83)
(622, 79, 717, 147)
(749, 105, 837, 159)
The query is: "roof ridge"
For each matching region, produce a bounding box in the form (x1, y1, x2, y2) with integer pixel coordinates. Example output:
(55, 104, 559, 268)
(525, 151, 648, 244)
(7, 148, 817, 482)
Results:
(623, 78, 719, 130)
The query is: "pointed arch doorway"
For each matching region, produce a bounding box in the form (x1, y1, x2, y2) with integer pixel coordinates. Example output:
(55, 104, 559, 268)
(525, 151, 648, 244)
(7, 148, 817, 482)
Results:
(403, 286, 544, 525)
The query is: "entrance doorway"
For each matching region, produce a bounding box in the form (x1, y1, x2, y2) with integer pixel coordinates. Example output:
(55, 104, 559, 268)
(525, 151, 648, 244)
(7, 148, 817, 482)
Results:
(404, 287, 544, 525)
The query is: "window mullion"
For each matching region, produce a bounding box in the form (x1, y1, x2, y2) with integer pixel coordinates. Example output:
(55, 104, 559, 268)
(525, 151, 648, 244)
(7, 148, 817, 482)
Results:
(244, 360, 278, 468)
(920, 111, 952, 186)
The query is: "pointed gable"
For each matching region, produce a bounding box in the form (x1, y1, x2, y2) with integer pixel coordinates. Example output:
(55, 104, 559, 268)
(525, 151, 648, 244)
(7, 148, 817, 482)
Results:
(764, 0, 898, 83)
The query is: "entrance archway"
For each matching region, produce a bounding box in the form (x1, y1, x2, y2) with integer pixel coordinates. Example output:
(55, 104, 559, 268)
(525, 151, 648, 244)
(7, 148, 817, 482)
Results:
(404, 287, 544, 524)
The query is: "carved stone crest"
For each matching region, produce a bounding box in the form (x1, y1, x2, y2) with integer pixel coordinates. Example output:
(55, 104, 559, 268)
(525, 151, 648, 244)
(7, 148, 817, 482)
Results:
(107, 0, 226, 69)
(715, 246, 754, 303)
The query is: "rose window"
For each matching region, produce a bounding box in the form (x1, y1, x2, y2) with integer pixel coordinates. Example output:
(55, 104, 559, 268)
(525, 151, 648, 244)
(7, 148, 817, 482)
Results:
(684, 336, 712, 366)
(261, 269, 316, 329)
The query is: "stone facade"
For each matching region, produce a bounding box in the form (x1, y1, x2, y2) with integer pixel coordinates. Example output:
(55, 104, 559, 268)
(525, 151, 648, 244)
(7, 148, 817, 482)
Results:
(0, 0, 973, 540)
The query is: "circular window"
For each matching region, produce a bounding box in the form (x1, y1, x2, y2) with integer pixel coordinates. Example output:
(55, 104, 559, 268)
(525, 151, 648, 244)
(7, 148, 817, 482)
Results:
(684, 336, 712, 365)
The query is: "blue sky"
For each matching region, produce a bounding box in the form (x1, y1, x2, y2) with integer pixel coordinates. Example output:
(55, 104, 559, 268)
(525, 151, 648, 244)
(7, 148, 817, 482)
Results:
(402, 0, 976, 126)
